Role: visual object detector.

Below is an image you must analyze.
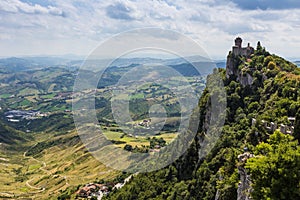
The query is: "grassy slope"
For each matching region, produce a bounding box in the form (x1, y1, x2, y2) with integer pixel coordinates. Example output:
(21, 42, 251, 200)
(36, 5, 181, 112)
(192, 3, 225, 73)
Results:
(0, 124, 118, 199)
(0, 121, 29, 148)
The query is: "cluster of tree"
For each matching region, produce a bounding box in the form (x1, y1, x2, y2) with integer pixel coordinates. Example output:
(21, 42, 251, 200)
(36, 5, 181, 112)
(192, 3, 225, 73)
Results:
(0, 121, 30, 151)
(246, 131, 300, 199)
(123, 137, 167, 154)
(149, 137, 166, 149)
(25, 113, 75, 133)
(26, 135, 80, 157)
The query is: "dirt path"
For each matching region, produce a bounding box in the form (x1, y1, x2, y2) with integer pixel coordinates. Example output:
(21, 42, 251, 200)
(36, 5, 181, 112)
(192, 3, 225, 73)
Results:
(0, 192, 15, 198)
(26, 179, 45, 191)
(22, 143, 49, 192)
(23, 143, 69, 191)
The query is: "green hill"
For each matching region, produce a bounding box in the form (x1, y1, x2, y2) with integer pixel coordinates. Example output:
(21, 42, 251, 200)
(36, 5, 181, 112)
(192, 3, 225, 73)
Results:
(0, 121, 29, 148)
(105, 40, 300, 200)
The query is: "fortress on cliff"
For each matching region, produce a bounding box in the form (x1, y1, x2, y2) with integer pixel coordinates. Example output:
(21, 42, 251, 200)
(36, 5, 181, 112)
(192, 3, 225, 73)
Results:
(226, 37, 255, 85)
(232, 37, 254, 58)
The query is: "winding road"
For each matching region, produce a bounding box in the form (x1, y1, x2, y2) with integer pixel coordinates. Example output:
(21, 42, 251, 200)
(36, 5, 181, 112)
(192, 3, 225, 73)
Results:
(23, 143, 69, 192)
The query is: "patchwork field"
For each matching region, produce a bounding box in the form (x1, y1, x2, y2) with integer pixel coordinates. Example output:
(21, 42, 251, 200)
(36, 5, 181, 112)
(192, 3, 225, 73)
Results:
(0, 62, 206, 199)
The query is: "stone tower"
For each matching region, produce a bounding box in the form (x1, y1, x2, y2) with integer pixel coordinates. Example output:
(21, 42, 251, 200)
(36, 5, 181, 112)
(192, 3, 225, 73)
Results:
(235, 37, 242, 48)
(232, 37, 254, 58)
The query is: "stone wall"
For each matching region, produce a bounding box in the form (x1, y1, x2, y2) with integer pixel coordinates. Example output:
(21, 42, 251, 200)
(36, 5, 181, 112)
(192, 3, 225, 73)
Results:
(232, 46, 254, 58)
(237, 152, 254, 200)
(252, 118, 295, 135)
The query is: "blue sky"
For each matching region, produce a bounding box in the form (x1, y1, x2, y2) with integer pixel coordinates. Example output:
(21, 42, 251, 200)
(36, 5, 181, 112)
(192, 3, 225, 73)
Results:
(232, 0, 300, 10)
(0, 0, 300, 59)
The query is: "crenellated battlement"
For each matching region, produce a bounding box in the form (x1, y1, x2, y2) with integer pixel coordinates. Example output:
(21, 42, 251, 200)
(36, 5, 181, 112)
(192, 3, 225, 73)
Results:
(232, 37, 254, 58)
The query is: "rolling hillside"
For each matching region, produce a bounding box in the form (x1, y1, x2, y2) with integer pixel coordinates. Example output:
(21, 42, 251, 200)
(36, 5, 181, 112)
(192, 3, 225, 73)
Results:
(0, 121, 29, 147)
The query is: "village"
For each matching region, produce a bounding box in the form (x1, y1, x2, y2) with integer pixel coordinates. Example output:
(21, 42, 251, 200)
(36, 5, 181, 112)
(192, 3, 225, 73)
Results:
(75, 174, 136, 199)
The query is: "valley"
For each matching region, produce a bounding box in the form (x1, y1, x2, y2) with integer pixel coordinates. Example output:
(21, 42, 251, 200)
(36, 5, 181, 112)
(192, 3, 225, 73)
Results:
(0, 39, 299, 200)
(0, 58, 207, 199)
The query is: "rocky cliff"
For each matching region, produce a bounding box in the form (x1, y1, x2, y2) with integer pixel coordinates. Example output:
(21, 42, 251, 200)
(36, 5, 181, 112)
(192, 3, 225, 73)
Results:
(226, 37, 255, 87)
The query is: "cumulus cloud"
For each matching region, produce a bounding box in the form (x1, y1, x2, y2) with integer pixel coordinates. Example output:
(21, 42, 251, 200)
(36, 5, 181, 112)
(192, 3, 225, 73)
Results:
(106, 2, 135, 20)
(0, 0, 64, 16)
(0, 0, 299, 58)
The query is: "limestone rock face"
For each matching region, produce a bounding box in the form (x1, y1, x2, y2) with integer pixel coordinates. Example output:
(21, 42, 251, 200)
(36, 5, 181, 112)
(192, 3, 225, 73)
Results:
(237, 152, 254, 200)
(237, 73, 253, 87)
(226, 55, 239, 78)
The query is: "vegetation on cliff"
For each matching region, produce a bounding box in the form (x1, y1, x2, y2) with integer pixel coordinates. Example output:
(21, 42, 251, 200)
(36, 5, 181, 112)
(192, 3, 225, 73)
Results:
(246, 131, 300, 199)
(105, 42, 300, 200)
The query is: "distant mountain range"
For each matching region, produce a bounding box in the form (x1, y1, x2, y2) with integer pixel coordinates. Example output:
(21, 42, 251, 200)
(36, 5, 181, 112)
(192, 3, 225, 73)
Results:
(0, 56, 227, 73)
(0, 57, 72, 72)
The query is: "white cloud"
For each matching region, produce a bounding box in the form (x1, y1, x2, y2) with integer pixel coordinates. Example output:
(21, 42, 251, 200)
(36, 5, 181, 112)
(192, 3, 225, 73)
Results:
(106, 1, 144, 20)
(0, 0, 299, 59)
(0, 0, 64, 16)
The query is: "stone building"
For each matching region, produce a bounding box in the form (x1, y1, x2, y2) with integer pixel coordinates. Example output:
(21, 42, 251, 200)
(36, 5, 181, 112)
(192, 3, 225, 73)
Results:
(232, 37, 254, 58)
(226, 37, 255, 85)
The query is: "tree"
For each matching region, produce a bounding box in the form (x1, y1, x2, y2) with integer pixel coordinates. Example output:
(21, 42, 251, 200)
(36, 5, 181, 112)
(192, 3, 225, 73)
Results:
(246, 131, 300, 200)
(294, 109, 300, 142)
(256, 41, 262, 51)
(124, 144, 133, 151)
(267, 61, 276, 70)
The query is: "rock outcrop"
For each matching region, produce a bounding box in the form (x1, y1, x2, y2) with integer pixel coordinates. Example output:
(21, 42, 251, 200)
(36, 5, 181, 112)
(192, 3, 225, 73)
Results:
(237, 152, 254, 200)
(237, 73, 253, 86)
